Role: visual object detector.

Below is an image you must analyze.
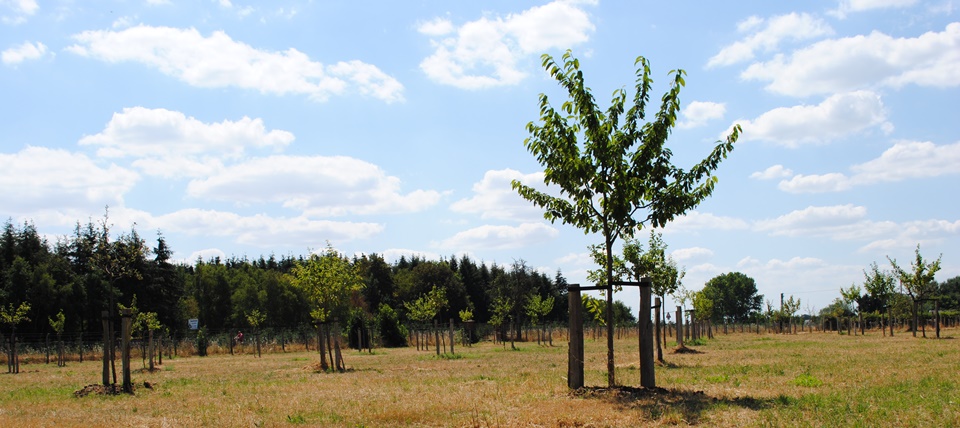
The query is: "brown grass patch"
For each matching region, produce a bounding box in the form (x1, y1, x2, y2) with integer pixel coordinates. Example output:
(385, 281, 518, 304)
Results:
(2, 328, 959, 427)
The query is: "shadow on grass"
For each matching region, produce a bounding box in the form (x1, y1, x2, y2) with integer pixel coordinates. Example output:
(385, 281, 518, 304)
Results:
(571, 385, 776, 424)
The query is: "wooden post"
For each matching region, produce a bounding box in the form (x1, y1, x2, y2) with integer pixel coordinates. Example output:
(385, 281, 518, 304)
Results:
(639, 279, 655, 388)
(568, 286, 584, 389)
(654, 297, 663, 363)
(935, 300, 941, 339)
(449, 319, 455, 355)
(121, 309, 132, 393)
(101, 311, 110, 386)
(676, 306, 684, 347)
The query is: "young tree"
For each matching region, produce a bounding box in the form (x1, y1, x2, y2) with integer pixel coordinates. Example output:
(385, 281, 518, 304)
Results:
(888, 245, 942, 337)
(1, 302, 30, 374)
(781, 295, 801, 334)
(525, 294, 555, 345)
(840, 285, 862, 335)
(246, 309, 266, 358)
(291, 244, 363, 371)
(862, 262, 897, 335)
(513, 50, 740, 386)
(404, 286, 448, 355)
(49, 310, 66, 367)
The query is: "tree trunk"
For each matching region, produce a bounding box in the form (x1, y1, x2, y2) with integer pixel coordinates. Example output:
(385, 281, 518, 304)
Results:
(317, 325, 328, 371)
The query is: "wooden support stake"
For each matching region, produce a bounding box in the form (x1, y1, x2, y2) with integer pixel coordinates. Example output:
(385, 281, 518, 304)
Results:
(121, 309, 132, 393)
(568, 286, 584, 389)
(639, 279, 655, 388)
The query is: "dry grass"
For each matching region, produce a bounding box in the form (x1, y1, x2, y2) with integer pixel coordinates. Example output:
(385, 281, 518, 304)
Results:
(2, 329, 959, 427)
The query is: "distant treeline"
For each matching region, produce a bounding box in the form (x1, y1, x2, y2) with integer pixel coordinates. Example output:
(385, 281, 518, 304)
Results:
(0, 218, 637, 344)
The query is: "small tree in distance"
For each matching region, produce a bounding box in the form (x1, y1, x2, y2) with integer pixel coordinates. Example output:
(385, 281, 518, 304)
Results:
(513, 50, 741, 387)
(888, 245, 942, 337)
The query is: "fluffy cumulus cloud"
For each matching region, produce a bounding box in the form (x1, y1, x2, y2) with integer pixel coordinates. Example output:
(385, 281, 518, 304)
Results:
(436, 222, 559, 251)
(418, 0, 596, 89)
(750, 204, 960, 252)
(79, 107, 294, 178)
(671, 247, 714, 262)
(186, 155, 443, 216)
(677, 101, 726, 129)
(0, 147, 138, 213)
(154, 209, 383, 248)
(1, 40, 46, 65)
(742, 23, 960, 97)
(450, 169, 550, 221)
(708, 13, 833, 68)
(1, 0, 37, 24)
(66, 25, 404, 103)
(731, 90, 890, 147)
(662, 211, 750, 233)
(750, 164, 794, 180)
(778, 140, 960, 193)
(832, 0, 918, 18)
(753, 204, 895, 241)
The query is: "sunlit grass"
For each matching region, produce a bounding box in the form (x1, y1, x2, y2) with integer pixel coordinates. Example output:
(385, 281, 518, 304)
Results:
(1, 328, 958, 426)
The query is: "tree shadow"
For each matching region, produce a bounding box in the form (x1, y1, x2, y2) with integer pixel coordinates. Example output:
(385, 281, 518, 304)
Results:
(571, 386, 776, 424)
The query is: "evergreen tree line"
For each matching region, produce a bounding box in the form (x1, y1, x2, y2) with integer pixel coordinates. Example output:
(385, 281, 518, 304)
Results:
(0, 218, 638, 347)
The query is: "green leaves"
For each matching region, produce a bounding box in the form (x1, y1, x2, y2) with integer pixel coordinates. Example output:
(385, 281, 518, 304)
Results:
(403, 286, 447, 323)
(291, 243, 363, 324)
(0, 301, 31, 326)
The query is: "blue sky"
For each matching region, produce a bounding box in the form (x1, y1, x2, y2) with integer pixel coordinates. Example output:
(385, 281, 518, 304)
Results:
(2, 0, 958, 315)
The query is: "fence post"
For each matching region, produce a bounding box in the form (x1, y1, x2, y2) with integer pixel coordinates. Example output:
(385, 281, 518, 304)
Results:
(676, 306, 684, 347)
(121, 309, 132, 393)
(654, 297, 663, 363)
(101, 311, 110, 386)
(568, 285, 584, 389)
(639, 278, 655, 388)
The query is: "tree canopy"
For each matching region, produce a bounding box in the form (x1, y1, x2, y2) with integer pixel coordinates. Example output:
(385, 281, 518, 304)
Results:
(512, 50, 740, 386)
(700, 272, 763, 323)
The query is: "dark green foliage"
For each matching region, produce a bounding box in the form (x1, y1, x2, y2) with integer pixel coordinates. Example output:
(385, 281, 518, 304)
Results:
(374, 304, 407, 347)
(1, 216, 577, 349)
(701, 272, 763, 323)
(195, 327, 209, 356)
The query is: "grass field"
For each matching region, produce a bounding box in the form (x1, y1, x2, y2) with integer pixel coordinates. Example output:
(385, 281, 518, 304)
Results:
(2, 329, 959, 427)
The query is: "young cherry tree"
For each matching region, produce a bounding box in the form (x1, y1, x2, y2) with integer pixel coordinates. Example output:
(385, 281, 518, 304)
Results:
(889, 245, 942, 337)
(292, 244, 363, 372)
(513, 50, 740, 386)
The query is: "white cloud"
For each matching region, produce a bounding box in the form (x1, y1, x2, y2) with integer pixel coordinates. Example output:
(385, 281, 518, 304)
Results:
(742, 23, 960, 96)
(851, 140, 960, 182)
(677, 101, 726, 129)
(155, 208, 383, 248)
(750, 165, 794, 180)
(671, 247, 714, 263)
(450, 169, 549, 221)
(663, 211, 750, 233)
(0, 147, 138, 213)
(79, 107, 294, 178)
(379, 248, 443, 264)
(184, 248, 226, 264)
(1, 0, 37, 24)
(754, 204, 899, 242)
(417, 17, 454, 36)
(436, 222, 559, 251)
(732, 90, 889, 147)
(67, 25, 404, 103)
(146, 0, 172, 5)
(778, 173, 852, 193)
(418, 0, 596, 89)
(186, 155, 444, 216)
(2, 40, 46, 65)
(832, 0, 918, 18)
(708, 13, 833, 68)
(778, 140, 960, 193)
